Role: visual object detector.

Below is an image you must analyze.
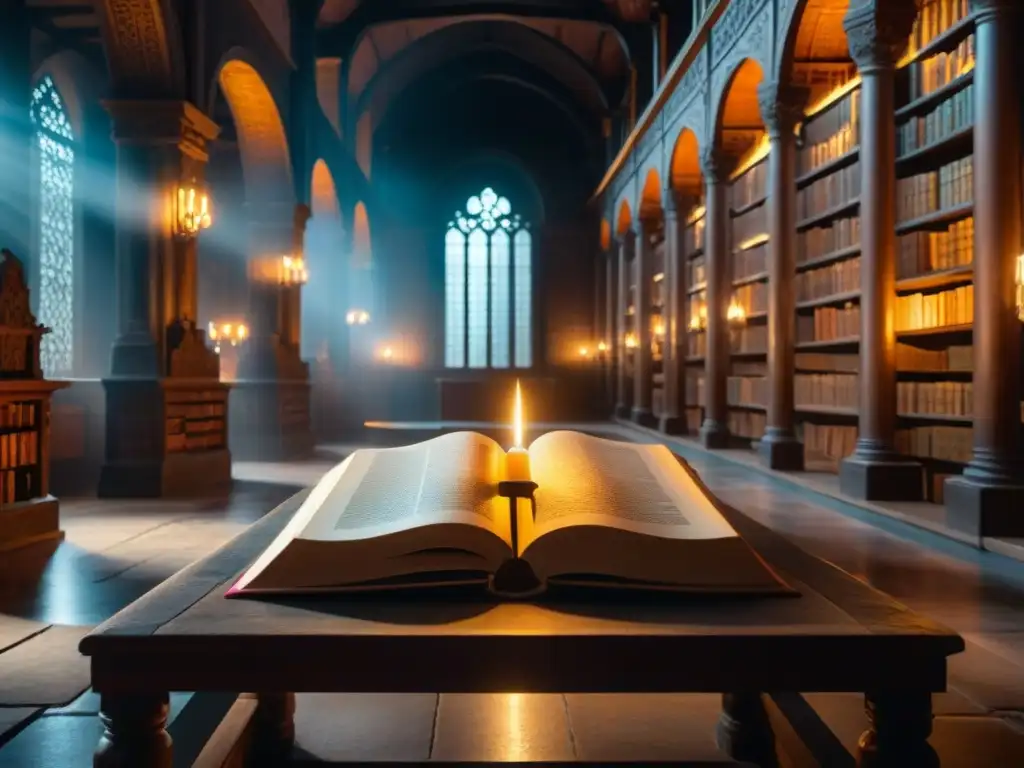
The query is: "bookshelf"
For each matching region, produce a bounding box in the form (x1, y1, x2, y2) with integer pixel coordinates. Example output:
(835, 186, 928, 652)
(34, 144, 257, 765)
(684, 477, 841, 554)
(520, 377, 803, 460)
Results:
(651, 231, 666, 417)
(793, 76, 863, 472)
(165, 388, 229, 454)
(683, 204, 706, 433)
(0, 250, 68, 551)
(727, 158, 769, 443)
(893, 0, 977, 502)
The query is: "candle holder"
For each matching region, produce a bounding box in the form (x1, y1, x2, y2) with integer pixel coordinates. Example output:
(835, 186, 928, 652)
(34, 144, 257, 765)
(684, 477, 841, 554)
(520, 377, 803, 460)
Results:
(490, 480, 542, 598)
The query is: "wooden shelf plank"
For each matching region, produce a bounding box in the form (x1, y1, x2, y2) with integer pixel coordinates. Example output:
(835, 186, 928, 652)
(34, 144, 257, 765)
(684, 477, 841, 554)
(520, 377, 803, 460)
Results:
(896, 69, 974, 121)
(895, 202, 973, 235)
(796, 289, 861, 311)
(903, 15, 976, 66)
(731, 196, 767, 218)
(896, 125, 973, 176)
(797, 198, 860, 232)
(733, 270, 768, 288)
(796, 244, 861, 273)
(896, 323, 973, 339)
(795, 337, 860, 351)
(795, 148, 860, 190)
(896, 264, 973, 293)
(795, 405, 859, 417)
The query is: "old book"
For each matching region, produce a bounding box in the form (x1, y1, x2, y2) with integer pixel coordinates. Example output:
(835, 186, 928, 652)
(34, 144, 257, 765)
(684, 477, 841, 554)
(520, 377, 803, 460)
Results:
(228, 431, 790, 597)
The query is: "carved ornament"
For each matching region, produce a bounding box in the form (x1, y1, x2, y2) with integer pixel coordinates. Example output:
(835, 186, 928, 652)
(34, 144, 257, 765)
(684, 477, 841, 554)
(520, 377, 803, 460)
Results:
(168, 321, 220, 379)
(842, 1, 917, 71)
(666, 47, 708, 121)
(710, 7, 770, 122)
(0, 250, 46, 379)
(757, 81, 810, 138)
(99, 0, 179, 94)
(700, 146, 736, 183)
(712, 0, 767, 65)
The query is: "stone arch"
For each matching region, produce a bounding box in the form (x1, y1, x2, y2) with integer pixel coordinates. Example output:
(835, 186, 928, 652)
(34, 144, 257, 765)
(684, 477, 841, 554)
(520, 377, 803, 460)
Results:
(305, 160, 345, 361)
(311, 159, 341, 218)
(775, 0, 854, 83)
(639, 167, 663, 220)
(600, 219, 612, 251)
(216, 59, 294, 205)
(668, 126, 702, 197)
(352, 201, 371, 269)
(615, 198, 633, 237)
(95, 0, 185, 96)
(713, 57, 766, 158)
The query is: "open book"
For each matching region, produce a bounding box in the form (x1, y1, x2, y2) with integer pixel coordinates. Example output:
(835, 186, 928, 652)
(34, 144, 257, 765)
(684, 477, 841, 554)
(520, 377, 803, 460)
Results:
(228, 431, 790, 597)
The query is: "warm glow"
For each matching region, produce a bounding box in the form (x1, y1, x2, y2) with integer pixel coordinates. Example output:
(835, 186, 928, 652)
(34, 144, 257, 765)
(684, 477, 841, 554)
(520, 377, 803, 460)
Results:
(1017, 255, 1024, 322)
(346, 308, 371, 325)
(690, 304, 707, 331)
(730, 134, 771, 181)
(280, 255, 309, 285)
(624, 333, 638, 349)
(736, 233, 770, 252)
(804, 76, 862, 119)
(653, 272, 665, 282)
(578, 346, 590, 358)
(727, 302, 747, 325)
(513, 379, 525, 448)
(175, 181, 212, 238)
(687, 205, 706, 225)
(654, 322, 666, 337)
(207, 320, 249, 353)
(597, 341, 608, 353)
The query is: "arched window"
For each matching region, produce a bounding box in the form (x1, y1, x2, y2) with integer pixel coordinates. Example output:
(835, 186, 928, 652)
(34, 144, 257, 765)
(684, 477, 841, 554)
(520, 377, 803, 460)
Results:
(30, 76, 75, 376)
(445, 187, 531, 369)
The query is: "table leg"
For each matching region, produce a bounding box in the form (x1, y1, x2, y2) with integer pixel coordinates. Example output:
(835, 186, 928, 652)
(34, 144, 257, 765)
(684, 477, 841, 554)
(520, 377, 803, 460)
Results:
(715, 692, 778, 767)
(94, 692, 172, 768)
(245, 691, 295, 766)
(857, 691, 938, 768)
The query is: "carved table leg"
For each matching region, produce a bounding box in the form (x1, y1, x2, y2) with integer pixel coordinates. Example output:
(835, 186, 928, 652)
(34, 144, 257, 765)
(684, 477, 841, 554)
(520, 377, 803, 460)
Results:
(857, 691, 938, 768)
(715, 692, 778, 767)
(94, 692, 172, 768)
(245, 691, 296, 766)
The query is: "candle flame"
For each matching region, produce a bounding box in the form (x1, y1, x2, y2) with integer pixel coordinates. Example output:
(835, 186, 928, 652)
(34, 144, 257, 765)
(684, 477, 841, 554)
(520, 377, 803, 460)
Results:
(513, 379, 524, 448)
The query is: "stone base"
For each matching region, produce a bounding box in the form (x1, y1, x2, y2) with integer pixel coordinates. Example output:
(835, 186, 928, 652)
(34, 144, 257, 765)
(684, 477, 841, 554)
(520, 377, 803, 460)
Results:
(700, 421, 730, 450)
(0, 496, 63, 553)
(944, 476, 1024, 538)
(658, 414, 688, 435)
(614, 402, 632, 420)
(839, 455, 923, 501)
(631, 407, 657, 428)
(759, 435, 805, 471)
(98, 449, 233, 498)
(230, 379, 314, 462)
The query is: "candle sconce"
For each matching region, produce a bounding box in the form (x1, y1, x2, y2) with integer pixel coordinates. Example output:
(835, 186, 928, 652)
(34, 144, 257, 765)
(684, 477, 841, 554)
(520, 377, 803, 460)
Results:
(727, 301, 748, 351)
(174, 180, 212, 239)
(1016, 254, 1024, 322)
(207, 321, 248, 355)
(346, 309, 371, 326)
(279, 255, 308, 286)
(624, 333, 639, 350)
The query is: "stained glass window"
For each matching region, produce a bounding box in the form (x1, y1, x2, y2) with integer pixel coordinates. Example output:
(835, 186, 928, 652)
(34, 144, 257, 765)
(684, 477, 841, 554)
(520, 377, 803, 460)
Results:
(30, 76, 75, 376)
(444, 187, 531, 368)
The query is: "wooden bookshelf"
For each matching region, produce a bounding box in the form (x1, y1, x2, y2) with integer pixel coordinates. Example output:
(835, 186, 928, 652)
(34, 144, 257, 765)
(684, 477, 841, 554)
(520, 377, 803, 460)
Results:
(165, 387, 229, 454)
(893, 0, 976, 502)
(683, 204, 706, 431)
(792, 82, 863, 472)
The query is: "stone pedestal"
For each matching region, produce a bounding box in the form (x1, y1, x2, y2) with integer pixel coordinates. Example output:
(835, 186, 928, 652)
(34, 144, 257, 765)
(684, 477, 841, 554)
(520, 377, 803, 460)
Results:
(230, 378, 314, 461)
(945, 476, 1024, 538)
(758, 429, 805, 472)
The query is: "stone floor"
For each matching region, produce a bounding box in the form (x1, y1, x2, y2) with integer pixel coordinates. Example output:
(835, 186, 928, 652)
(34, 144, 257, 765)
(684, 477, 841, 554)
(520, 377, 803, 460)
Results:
(0, 436, 1023, 764)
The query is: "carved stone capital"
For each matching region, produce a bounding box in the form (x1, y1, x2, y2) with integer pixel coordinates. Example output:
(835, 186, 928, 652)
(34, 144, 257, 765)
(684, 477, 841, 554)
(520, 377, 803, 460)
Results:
(843, 1, 917, 72)
(700, 146, 736, 183)
(103, 100, 220, 162)
(757, 81, 810, 138)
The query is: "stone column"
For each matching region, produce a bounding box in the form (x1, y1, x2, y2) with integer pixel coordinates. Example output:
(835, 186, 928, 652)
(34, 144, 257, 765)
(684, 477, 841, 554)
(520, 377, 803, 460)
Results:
(757, 81, 809, 470)
(632, 218, 657, 426)
(614, 231, 635, 418)
(99, 101, 229, 498)
(839, 0, 923, 500)
(604, 246, 617, 407)
(945, 0, 1024, 536)
(660, 192, 689, 434)
(699, 146, 733, 449)
(0, 0, 31, 258)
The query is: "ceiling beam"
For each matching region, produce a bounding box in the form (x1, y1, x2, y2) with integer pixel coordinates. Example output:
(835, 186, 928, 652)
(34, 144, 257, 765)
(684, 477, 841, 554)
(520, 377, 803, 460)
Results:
(316, 0, 633, 58)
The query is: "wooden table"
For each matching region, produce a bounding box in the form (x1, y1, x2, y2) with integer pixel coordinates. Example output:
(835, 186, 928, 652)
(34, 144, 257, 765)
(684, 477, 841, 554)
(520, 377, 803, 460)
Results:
(79, 490, 963, 767)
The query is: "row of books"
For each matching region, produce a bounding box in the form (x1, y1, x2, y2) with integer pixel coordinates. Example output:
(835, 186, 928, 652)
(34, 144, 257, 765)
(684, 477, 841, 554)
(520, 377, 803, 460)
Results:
(897, 157, 974, 224)
(0, 402, 37, 430)
(798, 423, 857, 471)
(896, 343, 972, 371)
(733, 244, 767, 282)
(897, 381, 973, 417)
(797, 218, 860, 264)
(897, 217, 973, 279)
(731, 162, 768, 211)
(733, 283, 767, 316)
(0, 468, 36, 506)
(687, 334, 706, 358)
(909, 0, 970, 54)
(897, 82, 974, 156)
(907, 34, 974, 103)
(795, 352, 859, 373)
(895, 425, 972, 464)
(796, 258, 860, 303)
(731, 326, 767, 355)
(894, 285, 973, 331)
(689, 257, 706, 286)
(0, 429, 37, 471)
(684, 217, 706, 255)
(727, 376, 767, 408)
(797, 303, 860, 343)
(794, 374, 859, 410)
(728, 410, 765, 440)
(732, 361, 767, 377)
(797, 161, 860, 221)
(732, 206, 768, 247)
(799, 90, 860, 177)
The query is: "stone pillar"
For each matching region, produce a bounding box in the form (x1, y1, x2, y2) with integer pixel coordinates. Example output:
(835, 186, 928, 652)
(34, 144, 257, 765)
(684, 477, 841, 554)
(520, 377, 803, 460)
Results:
(231, 203, 314, 461)
(614, 231, 635, 418)
(99, 101, 229, 498)
(757, 81, 809, 470)
(660, 192, 689, 434)
(839, 1, 923, 500)
(699, 147, 733, 448)
(604, 247, 617, 407)
(0, 0, 31, 258)
(945, 0, 1024, 536)
(632, 219, 657, 426)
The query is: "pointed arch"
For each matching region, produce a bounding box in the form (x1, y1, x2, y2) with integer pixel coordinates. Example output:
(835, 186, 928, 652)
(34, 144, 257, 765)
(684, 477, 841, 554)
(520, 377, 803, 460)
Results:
(305, 160, 344, 360)
(713, 57, 766, 158)
(600, 219, 612, 251)
(353, 201, 371, 269)
(639, 167, 663, 220)
(615, 198, 633, 236)
(669, 127, 702, 197)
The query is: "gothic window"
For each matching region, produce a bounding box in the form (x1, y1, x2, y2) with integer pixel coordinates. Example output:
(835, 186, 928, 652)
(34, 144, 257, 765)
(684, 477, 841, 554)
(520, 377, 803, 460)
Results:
(444, 187, 532, 368)
(30, 76, 75, 376)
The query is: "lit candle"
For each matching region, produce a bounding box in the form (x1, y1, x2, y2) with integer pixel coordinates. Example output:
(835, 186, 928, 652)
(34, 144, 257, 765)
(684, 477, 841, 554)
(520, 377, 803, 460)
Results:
(505, 380, 531, 481)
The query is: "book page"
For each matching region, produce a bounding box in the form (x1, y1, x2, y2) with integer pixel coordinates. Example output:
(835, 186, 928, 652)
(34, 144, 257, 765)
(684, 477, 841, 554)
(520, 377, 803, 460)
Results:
(525, 431, 737, 545)
(298, 432, 510, 544)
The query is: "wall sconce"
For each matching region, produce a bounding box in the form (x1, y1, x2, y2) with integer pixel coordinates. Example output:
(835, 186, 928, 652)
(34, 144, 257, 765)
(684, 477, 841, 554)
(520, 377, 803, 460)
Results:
(597, 341, 608, 354)
(578, 345, 591, 358)
(653, 322, 666, 337)
(175, 180, 211, 238)
(727, 302, 748, 326)
(1016, 254, 1024, 322)
(624, 333, 638, 349)
(375, 343, 397, 363)
(689, 305, 707, 331)
(207, 320, 248, 354)
(346, 309, 371, 326)
(279, 255, 308, 286)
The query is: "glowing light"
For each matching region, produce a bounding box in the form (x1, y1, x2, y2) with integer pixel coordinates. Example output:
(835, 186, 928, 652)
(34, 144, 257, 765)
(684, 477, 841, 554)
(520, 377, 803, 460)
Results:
(804, 76, 862, 120)
(597, 341, 608, 353)
(207, 320, 248, 354)
(736, 233, 770, 252)
(513, 379, 525, 448)
(1016, 254, 1024, 322)
(730, 134, 771, 181)
(727, 302, 747, 325)
(382, 346, 393, 360)
(578, 345, 590, 358)
(175, 181, 212, 238)
(654, 322, 666, 337)
(346, 309, 370, 325)
(687, 205, 706, 225)
(280, 255, 308, 285)
(624, 333, 638, 349)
